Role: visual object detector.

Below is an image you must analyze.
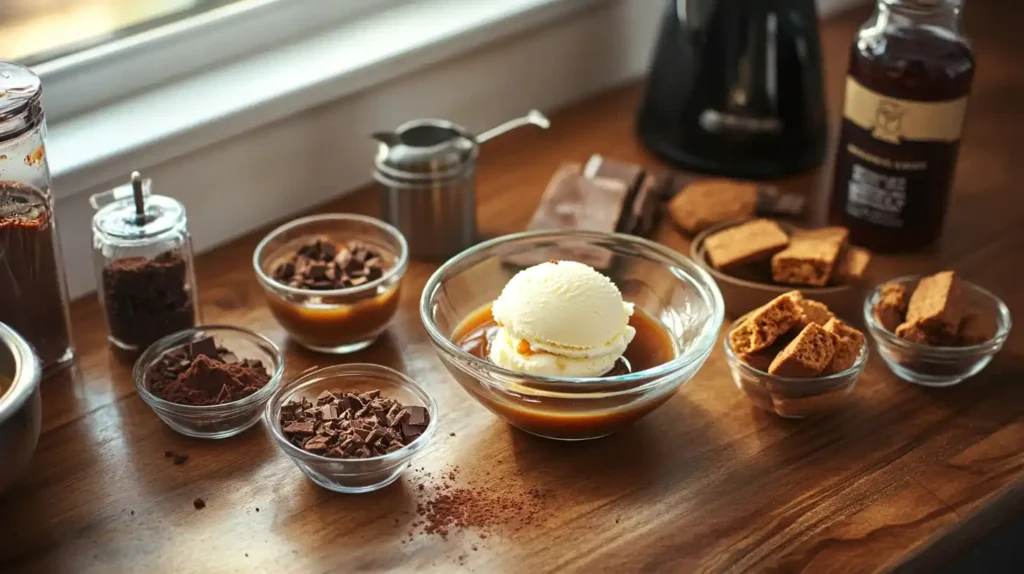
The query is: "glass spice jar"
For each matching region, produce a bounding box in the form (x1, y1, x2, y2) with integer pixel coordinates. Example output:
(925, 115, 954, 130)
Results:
(90, 173, 200, 353)
(0, 62, 75, 376)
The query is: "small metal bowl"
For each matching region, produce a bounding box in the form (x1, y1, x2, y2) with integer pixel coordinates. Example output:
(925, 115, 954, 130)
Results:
(0, 322, 43, 496)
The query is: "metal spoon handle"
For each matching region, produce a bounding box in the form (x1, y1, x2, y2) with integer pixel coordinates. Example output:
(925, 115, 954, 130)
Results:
(476, 109, 550, 144)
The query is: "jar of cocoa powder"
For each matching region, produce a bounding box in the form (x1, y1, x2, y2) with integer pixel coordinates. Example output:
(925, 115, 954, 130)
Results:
(90, 173, 200, 353)
(0, 62, 75, 376)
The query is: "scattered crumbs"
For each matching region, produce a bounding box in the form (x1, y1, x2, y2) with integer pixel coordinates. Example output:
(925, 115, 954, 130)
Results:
(130, 510, 135, 516)
(615, 518, 620, 524)
(255, 507, 260, 512)
(406, 465, 549, 544)
(245, 554, 249, 558)
(193, 498, 206, 510)
(164, 450, 189, 465)
(449, 432, 456, 437)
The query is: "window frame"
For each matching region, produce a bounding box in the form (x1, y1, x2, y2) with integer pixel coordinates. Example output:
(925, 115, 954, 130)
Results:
(33, 0, 411, 122)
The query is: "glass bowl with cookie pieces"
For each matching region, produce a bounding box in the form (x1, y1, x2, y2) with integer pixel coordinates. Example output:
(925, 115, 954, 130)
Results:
(864, 273, 1012, 387)
(134, 325, 285, 439)
(724, 291, 869, 418)
(265, 364, 437, 494)
(691, 218, 871, 320)
(253, 214, 409, 354)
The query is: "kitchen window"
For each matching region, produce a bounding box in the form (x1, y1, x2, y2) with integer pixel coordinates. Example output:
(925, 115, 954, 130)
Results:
(2, 0, 401, 121)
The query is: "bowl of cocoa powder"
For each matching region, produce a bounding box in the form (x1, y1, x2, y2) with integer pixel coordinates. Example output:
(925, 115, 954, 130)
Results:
(133, 325, 285, 439)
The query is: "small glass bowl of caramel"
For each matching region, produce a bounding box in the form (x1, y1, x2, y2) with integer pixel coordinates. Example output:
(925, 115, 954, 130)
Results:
(253, 214, 408, 354)
(420, 230, 725, 441)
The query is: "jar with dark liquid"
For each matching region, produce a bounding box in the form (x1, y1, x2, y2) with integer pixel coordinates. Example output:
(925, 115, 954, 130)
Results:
(0, 63, 74, 376)
(829, 0, 973, 252)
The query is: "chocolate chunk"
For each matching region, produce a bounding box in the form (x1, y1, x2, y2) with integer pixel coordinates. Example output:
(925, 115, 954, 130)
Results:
(283, 421, 315, 435)
(193, 498, 206, 510)
(187, 336, 219, 360)
(271, 238, 392, 290)
(505, 163, 627, 269)
(277, 389, 429, 460)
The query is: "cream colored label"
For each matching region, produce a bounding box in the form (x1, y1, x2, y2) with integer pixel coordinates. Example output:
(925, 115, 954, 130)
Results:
(843, 77, 968, 144)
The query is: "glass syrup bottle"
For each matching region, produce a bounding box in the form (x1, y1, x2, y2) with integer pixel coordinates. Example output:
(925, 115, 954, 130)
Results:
(829, 0, 974, 252)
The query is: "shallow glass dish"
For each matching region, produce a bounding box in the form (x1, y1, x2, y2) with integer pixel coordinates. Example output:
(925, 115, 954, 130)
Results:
(134, 325, 285, 439)
(723, 325, 868, 419)
(863, 276, 1012, 387)
(264, 364, 437, 494)
(420, 230, 725, 441)
(253, 214, 408, 354)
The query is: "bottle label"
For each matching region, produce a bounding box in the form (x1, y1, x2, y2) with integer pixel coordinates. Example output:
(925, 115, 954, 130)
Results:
(836, 77, 968, 230)
(842, 77, 968, 144)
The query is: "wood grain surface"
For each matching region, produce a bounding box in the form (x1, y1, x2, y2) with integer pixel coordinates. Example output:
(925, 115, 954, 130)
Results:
(2, 3, 1023, 573)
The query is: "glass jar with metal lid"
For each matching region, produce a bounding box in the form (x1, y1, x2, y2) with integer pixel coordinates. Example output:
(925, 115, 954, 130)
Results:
(91, 172, 200, 353)
(0, 61, 75, 377)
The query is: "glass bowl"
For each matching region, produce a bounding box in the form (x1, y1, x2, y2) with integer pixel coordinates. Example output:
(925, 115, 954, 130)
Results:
(420, 230, 725, 441)
(264, 364, 437, 494)
(134, 325, 285, 439)
(723, 324, 868, 419)
(253, 214, 408, 354)
(863, 276, 1012, 387)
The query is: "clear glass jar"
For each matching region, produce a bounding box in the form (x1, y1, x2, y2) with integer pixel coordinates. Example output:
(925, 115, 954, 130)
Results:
(91, 175, 200, 353)
(0, 62, 75, 376)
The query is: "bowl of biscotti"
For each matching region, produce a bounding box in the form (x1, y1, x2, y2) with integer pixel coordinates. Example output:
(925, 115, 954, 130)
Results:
(691, 218, 871, 319)
(864, 271, 1011, 387)
(724, 291, 868, 418)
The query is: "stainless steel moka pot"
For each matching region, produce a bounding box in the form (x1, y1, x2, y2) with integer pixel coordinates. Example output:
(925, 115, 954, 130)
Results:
(373, 110, 550, 260)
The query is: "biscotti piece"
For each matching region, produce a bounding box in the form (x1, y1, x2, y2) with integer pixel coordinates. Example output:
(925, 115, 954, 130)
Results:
(834, 247, 872, 284)
(728, 293, 802, 354)
(905, 271, 964, 339)
(895, 322, 931, 344)
(821, 318, 865, 375)
(873, 283, 909, 332)
(792, 226, 849, 245)
(705, 219, 789, 270)
(768, 323, 839, 378)
(667, 179, 758, 234)
(738, 336, 792, 372)
(771, 236, 844, 287)
(789, 293, 835, 328)
(957, 313, 998, 346)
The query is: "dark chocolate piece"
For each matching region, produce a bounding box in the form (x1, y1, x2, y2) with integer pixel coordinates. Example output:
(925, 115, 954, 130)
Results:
(278, 388, 430, 459)
(272, 237, 390, 290)
(187, 336, 219, 360)
(504, 163, 626, 269)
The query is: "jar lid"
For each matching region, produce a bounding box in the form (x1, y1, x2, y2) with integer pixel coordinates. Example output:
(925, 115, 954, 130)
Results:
(372, 119, 479, 184)
(0, 62, 44, 142)
(94, 194, 186, 240)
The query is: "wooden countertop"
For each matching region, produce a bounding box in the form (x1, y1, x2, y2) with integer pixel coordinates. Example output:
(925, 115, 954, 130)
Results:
(3, 4, 1022, 573)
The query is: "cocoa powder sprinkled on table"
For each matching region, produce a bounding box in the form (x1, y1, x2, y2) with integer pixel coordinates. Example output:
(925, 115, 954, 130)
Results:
(406, 466, 549, 541)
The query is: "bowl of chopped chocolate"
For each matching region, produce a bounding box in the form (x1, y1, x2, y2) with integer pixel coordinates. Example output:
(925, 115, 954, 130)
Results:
(691, 219, 871, 320)
(265, 364, 436, 493)
(724, 291, 868, 418)
(133, 325, 285, 439)
(253, 214, 408, 354)
(864, 272, 1012, 387)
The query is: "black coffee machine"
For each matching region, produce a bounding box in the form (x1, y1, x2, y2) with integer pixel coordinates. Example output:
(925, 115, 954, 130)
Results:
(637, 0, 827, 178)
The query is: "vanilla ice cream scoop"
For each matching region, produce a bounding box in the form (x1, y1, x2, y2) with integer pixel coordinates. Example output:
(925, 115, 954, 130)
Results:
(489, 260, 635, 377)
